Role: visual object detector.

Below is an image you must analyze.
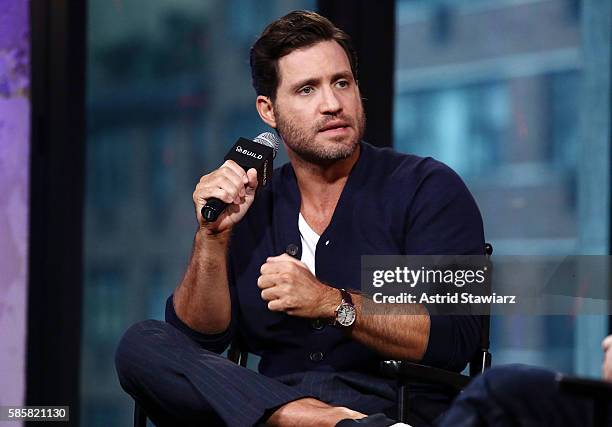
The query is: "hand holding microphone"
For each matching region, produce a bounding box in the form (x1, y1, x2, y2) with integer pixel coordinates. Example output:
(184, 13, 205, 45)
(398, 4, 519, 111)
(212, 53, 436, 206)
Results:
(193, 132, 280, 234)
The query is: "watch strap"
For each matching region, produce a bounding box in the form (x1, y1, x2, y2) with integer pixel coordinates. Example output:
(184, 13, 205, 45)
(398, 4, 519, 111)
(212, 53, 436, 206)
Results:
(331, 288, 356, 327)
(339, 288, 353, 305)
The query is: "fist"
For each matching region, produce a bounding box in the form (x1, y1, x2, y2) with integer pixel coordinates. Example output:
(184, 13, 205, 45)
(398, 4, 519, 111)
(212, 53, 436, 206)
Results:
(193, 160, 258, 234)
(257, 254, 339, 319)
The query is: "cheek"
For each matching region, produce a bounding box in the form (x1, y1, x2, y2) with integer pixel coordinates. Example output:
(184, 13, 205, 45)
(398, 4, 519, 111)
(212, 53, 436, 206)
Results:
(280, 103, 310, 121)
(292, 109, 319, 130)
(342, 91, 362, 112)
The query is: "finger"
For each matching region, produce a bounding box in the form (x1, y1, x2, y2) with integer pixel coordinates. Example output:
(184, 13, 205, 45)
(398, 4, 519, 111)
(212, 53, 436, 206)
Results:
(199, 170, 216, 183)
(257, 274, 279, 289)
(246, 168, 259, 192)
(197, 164, 244, 199)
(194, 181, 233, 203)
(198, 184, 238, 205)
(204, 164, 243, 192)
(209, 175, 242, 202)
(260, 261, 297, 275)
(194, 186, 230, 206)
(225, 203, 241, 215)
(267, 299, 285, 312)
(260, 287, 280, 302)
(603, 335, 612, 350)
(232, 192, 246, 205)
(216, 167, 246, 198)
(267, 253, 303, 263)
(266, 255, 307, 271)
(223, 160, 249, 185)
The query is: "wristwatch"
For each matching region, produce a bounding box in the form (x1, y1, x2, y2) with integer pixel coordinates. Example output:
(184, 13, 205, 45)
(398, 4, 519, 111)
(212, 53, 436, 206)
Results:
(334, 289, 356, 327)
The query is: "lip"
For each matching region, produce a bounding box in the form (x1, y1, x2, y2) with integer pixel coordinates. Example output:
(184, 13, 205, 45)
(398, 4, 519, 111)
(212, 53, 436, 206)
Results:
(319, 121, 350, 132)
(320, 127, 349, 136)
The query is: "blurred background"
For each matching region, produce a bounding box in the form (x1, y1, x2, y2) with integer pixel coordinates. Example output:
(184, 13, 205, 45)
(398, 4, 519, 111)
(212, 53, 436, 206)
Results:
(393, 0, 606, 372)
(83, 1, 312, 424)
(0, 0, 610, 426)
(83, 0, 610, 424)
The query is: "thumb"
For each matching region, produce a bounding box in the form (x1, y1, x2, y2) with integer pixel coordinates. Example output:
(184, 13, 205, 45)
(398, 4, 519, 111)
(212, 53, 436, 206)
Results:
(246, 168, 259, 194)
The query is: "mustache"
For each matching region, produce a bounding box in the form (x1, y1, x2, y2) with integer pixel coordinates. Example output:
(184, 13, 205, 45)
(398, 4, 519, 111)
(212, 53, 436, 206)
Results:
(315, 115, 353, 131)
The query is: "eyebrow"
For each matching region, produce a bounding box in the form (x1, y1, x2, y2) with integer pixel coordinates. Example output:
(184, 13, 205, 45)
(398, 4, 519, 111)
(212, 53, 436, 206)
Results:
(290, 71, 354, 92)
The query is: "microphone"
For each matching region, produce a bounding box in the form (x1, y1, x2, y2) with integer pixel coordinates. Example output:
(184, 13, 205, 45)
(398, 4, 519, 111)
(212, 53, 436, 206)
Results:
(201, 132, 280, 222)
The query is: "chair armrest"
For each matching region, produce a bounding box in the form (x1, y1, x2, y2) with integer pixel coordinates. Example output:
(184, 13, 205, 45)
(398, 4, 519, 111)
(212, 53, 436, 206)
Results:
(381, 360, 471, 392)
(134, 402, 147, 427)
(557, 374, 612, 400)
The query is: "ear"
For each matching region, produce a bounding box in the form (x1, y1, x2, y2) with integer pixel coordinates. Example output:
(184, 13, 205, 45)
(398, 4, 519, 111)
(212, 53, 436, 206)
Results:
(256, 95, 277, 129)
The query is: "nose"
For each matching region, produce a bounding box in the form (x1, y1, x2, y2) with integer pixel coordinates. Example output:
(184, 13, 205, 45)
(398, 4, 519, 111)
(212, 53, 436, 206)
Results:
(319, 86, 342, 115)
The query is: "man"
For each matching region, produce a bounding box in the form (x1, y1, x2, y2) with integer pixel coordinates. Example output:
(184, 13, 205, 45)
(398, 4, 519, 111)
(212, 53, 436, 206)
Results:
(115, 10, 484, 427)
(432, 336, 612, 427)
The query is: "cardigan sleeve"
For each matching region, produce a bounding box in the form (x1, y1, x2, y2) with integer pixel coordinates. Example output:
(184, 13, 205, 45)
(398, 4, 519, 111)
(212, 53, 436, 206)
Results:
(404, 159, 485, 371)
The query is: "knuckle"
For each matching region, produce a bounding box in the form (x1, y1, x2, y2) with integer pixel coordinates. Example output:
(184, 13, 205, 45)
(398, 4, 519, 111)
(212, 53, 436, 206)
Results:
(193, 188, 206, 202)
(223, 162, 239, 176)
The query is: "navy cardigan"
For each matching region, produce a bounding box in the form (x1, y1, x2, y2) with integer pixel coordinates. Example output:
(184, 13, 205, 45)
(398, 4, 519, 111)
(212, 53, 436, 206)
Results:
(166, 141, 485, 378)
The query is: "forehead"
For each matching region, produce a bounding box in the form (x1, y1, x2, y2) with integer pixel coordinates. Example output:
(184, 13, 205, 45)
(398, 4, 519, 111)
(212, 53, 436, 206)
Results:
(276, 40, 352, 88)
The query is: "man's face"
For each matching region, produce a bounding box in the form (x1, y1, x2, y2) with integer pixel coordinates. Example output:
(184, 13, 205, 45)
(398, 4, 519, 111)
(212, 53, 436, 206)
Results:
(272, 40, 365, 163)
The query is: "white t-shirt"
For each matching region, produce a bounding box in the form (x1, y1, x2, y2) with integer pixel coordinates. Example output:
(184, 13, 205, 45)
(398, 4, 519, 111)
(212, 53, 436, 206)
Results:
(298, 213, 320, 275)
(298, 213, 412, 427)
(298, 217, 411, 427)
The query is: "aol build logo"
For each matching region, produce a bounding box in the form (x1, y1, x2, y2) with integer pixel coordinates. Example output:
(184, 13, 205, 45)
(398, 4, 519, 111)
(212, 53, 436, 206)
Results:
(236, 146, 263, 160)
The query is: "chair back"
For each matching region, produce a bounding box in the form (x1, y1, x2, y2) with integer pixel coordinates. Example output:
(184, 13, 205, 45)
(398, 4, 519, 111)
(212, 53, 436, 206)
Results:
(227, 337, 249, 367)
(469, 242, 493, 377)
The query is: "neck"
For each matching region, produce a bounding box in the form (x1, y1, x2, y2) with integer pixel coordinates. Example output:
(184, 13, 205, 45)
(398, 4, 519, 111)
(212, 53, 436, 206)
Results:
(288, 144, 361, 207)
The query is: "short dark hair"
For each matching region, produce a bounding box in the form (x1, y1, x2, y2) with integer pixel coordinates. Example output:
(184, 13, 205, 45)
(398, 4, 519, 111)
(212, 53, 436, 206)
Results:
(250, 10, 358, 100)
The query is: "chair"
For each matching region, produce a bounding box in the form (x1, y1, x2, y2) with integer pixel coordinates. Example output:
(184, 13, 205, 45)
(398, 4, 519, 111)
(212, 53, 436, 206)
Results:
(557, 374, 612, 426)
(133, 403, 147, 427)
(133, 243, 494, 426)
(380, 243, 493, 421)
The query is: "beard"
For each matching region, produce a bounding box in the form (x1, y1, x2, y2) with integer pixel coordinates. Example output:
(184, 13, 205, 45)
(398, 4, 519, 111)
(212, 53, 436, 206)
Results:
(274, 104, 366, 164)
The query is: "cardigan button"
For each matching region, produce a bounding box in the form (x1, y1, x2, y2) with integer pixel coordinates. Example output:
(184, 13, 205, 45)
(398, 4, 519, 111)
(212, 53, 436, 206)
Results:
(309, 351, 324, 362)
(311, 319, 325, 330)
(286, 243, 299, 257)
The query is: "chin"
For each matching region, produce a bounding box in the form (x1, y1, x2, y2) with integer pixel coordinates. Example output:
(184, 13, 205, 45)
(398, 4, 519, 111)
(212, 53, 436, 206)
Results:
(318, 131, 357, 146)
(322, 140, 358, 160)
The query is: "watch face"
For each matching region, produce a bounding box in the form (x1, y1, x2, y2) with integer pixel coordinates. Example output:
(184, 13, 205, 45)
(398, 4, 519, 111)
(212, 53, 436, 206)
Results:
(337, 303, 356, 327)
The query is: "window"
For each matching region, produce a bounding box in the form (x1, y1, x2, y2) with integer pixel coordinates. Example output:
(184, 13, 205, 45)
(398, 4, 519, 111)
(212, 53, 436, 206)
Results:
(395, 0, 609, 376)
(83, 1, 315, 424)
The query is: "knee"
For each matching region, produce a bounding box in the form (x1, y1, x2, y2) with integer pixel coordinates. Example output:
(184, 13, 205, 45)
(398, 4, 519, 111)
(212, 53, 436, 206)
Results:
(115, 320, 175, 392)
(477, 364, 557, 400)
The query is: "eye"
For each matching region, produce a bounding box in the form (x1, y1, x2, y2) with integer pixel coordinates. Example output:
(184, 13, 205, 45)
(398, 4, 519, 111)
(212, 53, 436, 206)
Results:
(336, 80, 349, 89)
(298, 86, 314, 95)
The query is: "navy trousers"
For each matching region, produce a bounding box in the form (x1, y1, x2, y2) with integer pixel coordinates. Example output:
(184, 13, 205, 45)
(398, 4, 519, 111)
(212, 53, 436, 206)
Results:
(117, 320, 605, 427)
(115, 320, 402, 427)
(437, 364, 604, 427)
